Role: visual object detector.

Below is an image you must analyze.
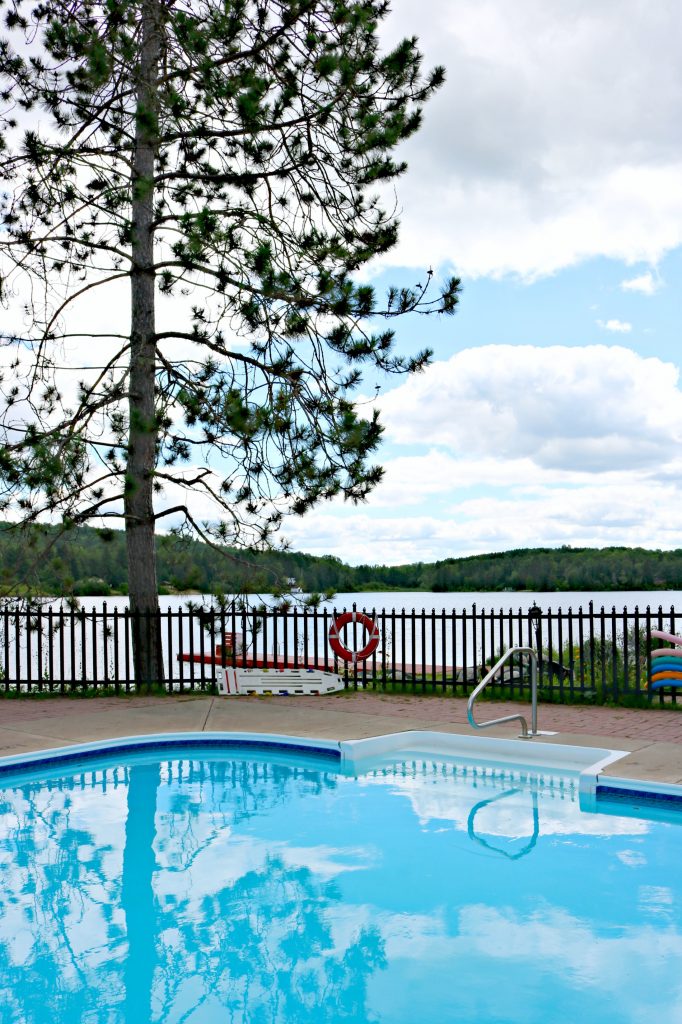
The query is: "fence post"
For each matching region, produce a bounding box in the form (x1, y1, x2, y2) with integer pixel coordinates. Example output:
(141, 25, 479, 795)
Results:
(599, 606, 607, 698)
(188, 606, 196, 690)
(480, 606, 487, 688)
(166, 606, 173, 692)
(557, 606, 565, 702)
(528, 604, 542, 691)
(610, 605, 619, 703)
(633, 605, 641, 693)
(112, 606, 120, 693)
(400, 606, 406, 691)
(91, 605, 98, 690)
(2, 604, 8, 692)
(293, 604, 299, 669)
(546, 606, 554, 697)
(451, 608, 458, 696)
(48, 606, 55, 693)
(123, 607, 131, 690)
(14, 607, 21, 688)
(37, 604, 44, 692)
(671, 604, 678, 706)
(283, 602, 289, 670)
(645, 605, 652, 700)
(322, 605, 329, 673)
(80, 607, 88, 692)
(421, 606, 427, 690)
(440, 608, 447, 693)
(621, 605, 629, 697)
(567, 606, 575, 701)
(101, 602, 109, 691)
(462, 607, 468, 693)
(657, 605, 664, 705)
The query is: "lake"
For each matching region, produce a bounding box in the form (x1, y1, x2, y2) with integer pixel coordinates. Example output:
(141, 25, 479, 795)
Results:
(68, 589, 682, 614)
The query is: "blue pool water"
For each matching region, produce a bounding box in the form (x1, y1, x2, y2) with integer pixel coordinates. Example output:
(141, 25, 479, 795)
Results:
(0, 743, 681, 1024)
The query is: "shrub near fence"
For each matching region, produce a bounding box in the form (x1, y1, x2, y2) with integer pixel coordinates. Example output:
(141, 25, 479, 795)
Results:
(0, 600, 680, 707)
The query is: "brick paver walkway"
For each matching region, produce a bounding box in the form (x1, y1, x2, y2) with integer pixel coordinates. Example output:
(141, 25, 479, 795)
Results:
(1, 691, 681, 744)
(0, 694, 175, 723)
(282, 693, 682, 743)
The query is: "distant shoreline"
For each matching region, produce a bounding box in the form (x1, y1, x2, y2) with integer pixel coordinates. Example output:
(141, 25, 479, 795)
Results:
(2, 522, 682, 596)
(8, 586, 682, 602)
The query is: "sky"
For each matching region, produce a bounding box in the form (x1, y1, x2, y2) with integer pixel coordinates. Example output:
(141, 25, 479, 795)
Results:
(283, 0, 682, 565)
(4, 0, 682, 568)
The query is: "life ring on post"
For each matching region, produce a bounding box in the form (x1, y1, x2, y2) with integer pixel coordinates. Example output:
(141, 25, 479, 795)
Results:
(328, 612, 380, 664)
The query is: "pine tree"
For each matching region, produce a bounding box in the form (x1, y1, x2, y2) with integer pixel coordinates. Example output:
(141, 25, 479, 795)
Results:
(0, 0, 459, 685)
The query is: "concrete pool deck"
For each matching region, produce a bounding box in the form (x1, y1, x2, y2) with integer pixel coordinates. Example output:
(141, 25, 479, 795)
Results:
(0, 692, 681, 786)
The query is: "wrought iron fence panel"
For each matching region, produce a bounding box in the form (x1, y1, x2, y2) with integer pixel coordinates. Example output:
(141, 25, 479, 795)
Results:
(0, 599, 678, 705)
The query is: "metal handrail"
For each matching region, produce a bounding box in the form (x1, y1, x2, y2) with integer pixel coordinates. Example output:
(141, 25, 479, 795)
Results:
(467, 646, 538, 738)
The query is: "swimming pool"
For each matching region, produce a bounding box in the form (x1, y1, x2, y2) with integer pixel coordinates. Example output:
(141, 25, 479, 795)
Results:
(0, 732, 680, 1024)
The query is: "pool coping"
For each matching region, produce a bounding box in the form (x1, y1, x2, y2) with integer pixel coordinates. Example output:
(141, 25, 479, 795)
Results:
(0, 729, 662, 801)
(0, 732, 341, 776)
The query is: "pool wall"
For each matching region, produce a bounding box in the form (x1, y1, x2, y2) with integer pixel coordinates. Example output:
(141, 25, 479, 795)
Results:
(0, 730, 635, 797)
(0, 732, 342, 776)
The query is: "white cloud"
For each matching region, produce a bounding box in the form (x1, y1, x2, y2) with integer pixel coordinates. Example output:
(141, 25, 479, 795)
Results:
(376, 0, 682, 277)
(621, 272, 661, 296)
(355, 450, 617, 511)
(377, 345, 682, 472)
(597, 319, 632, 333)
(284, 487, 682, 566)
(282, 345, 682, 563)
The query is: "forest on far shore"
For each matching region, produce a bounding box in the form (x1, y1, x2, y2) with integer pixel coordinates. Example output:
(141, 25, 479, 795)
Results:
(1, 523, 681, 597)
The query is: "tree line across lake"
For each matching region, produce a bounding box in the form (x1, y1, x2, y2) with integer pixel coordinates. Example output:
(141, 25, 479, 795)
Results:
(1, 523, 681, 597)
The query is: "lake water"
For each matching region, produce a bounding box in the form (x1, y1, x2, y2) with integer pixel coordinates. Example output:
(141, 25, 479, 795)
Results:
(314, 590, 682, 614)
(67, 589, 682, 614)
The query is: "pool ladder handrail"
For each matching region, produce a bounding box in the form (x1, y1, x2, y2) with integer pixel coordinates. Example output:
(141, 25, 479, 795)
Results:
(467, 646, 538, 738)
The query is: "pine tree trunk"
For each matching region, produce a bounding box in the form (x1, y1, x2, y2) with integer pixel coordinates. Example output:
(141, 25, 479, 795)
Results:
(126, 0, 164, 688)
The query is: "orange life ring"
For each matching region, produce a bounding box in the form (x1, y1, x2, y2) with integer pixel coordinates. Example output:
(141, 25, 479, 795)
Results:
(328, 612, 380, 664)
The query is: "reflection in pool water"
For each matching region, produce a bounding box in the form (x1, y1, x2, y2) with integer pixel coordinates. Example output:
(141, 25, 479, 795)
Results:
(0, 748, 680, 1024)
(467, 788, 539, 859)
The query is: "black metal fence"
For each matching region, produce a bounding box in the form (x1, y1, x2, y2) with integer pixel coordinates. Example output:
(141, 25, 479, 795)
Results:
(1, 600, 680, 705)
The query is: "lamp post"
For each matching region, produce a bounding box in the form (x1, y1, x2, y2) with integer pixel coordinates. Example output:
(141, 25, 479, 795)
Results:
(528, 603, 543, 690)
(528, 603, 542, 650)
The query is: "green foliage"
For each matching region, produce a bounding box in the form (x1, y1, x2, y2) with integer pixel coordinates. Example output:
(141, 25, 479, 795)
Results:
(534, 625, 664, 707)
(0, 684, 167, 700)
(366, 545, 682, 593)
(0, 521, 356, 596)
(3, 525, 682, 597)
